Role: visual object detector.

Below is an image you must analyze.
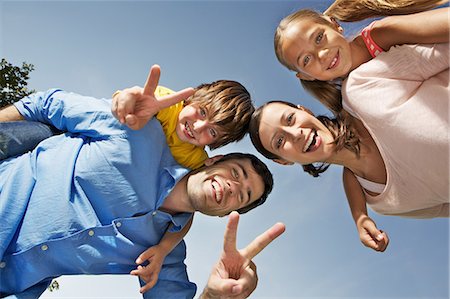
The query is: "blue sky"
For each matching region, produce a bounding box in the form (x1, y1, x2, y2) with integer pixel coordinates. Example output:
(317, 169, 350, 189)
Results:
(1, 1, 448, 298)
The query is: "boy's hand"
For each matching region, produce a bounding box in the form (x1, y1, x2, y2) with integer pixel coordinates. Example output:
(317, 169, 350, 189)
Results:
(356, 215, 389, 252)
(111, 65, 195, 130)
(130, 245, 166, 293)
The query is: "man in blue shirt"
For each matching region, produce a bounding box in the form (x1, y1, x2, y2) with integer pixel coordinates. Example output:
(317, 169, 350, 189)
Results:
(0, 71, 282, 298)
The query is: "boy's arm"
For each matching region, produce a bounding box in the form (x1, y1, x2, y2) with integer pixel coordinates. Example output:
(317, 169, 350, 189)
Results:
(131, 215, 194, 293)
(373, 7, 449, 51)
(0, 105, 25, 121)
(342, 168, 389, 252)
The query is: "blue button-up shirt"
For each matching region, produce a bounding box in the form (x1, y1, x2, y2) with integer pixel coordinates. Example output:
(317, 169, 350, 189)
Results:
(0, 89, 196, 298)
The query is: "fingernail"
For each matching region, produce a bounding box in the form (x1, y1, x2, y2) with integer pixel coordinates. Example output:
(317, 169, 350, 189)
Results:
(377, 234, 383, 240)
(231, 285, 242, 294)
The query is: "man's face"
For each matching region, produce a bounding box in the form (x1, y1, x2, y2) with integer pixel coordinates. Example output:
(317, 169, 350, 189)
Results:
(186, 158, 265, 216)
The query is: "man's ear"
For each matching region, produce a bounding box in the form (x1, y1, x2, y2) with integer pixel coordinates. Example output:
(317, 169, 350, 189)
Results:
(296, 72, 315, 81)
(204, 155, 224, 166)
(297, 105, 314, 116)
(273, 158, 294, 166)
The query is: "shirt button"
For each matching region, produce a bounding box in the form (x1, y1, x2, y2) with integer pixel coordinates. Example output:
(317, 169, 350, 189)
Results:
(116, 222, 122, 228)
(88, 230, 95, 236)
(41, 244, 49, 251)
(0, 262, 6, 268)
(152, 211, 157, 216)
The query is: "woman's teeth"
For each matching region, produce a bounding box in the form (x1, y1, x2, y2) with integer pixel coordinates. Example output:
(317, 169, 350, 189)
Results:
(303, 131, 316, 152)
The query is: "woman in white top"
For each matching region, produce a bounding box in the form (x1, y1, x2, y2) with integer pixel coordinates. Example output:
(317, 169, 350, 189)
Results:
(249, 43, 449, 252)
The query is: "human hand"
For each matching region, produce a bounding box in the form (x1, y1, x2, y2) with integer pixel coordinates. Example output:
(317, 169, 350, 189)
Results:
(201, 211, 286, 299)
(356, 215, 389, 252)
(130, 245, 166, 293)
(111, 65, 195, 130)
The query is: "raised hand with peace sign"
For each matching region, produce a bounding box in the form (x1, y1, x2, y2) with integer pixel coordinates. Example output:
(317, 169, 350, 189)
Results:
(200, 211, 286, 299)
(111, 65, 195, 130)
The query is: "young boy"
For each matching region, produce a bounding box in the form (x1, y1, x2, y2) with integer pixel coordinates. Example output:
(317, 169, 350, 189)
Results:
(110, 65, 257, 292)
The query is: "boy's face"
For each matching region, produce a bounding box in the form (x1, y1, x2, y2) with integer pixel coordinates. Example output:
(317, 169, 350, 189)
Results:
(176, 103, 221, 147)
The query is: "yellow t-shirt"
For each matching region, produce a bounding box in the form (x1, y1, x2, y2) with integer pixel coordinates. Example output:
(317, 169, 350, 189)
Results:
(155, 86, 208, 170)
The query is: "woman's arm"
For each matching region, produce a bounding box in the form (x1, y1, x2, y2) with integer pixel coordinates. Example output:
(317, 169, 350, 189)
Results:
(372, 7, 449, 51)
(342, 167, 389, 252)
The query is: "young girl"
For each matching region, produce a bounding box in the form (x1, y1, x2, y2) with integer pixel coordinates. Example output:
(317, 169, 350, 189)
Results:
(274, 0, 449, 113)
(249, 42, 449, 252)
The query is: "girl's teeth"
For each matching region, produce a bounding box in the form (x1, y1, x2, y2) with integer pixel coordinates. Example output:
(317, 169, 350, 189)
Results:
(303, 132, 315, 152)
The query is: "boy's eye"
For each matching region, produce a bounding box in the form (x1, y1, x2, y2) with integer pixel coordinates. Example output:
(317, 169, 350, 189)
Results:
(239, 192, 244, 203)
(199, 108, 207, 118)
(303, 55, 311, 66)
(315, 32, 323, 44)
(209, 129, 217, 138)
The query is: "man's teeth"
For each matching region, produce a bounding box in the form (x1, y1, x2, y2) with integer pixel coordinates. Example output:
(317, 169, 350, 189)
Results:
(212, 180, 223, 203)
(185, 122, 194, 138)
(303, 132, 315, 152)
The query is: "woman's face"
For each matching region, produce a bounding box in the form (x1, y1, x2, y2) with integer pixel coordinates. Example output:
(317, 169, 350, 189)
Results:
(280, 17, 353, 81)
(258, 102, 335, 164)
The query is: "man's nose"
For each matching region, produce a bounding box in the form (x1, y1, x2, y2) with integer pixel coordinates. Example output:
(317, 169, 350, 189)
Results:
(225, 179, 239, 195)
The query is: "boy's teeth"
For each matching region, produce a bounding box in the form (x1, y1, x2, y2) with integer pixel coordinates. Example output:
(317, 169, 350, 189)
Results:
(212, 180, 222, 203)
(186, 122, 194, 138)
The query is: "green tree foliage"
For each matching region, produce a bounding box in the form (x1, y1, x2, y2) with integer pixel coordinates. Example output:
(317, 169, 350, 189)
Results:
(0, 58, 35, 108)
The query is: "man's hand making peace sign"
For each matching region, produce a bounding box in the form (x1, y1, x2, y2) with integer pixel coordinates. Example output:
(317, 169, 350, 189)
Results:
(201, 212, 286, 299)
(111, 65, 195, 130)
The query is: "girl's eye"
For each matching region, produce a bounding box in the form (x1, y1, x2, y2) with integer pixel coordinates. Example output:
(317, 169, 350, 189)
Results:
(303, 55, 311, 66)
(316, 32, 323, 44)
(276, 136, 284, 149)
(210, 129, 217, 138)
(287, 113, 294, 125)
(199, 108, 207, 118)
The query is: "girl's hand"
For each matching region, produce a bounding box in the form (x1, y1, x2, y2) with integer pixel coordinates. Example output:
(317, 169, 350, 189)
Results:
(356, 215, 389, 252)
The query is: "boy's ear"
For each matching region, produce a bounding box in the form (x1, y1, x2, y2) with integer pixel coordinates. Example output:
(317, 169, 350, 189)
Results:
(296, 72, 315, 81)
(204, 155, 224, 166)
(273, 158, 294, 166)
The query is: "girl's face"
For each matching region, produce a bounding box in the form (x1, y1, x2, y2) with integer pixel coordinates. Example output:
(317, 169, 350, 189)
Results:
(281, 17, 353, 81)
(258, 102, 335, 165)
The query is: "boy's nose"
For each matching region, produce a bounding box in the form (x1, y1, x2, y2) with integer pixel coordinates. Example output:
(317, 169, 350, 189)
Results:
(193, 120, 208, 131)
(318, 48, 329, 61)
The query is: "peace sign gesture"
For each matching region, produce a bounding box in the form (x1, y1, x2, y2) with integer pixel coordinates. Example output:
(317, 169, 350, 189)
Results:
(200, 211, 286, 299)
(111, 65, 195, 130)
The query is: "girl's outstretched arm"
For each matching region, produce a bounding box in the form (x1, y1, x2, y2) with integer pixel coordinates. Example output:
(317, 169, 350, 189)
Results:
(371, 7, 449, 51)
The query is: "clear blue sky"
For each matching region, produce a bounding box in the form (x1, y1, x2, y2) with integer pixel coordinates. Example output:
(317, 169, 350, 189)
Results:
(1, 1, 448, 298)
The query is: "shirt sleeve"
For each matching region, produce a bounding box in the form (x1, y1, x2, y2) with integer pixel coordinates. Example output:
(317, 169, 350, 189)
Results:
(141, 262, 197, 299)
(13, 89, 124, 138)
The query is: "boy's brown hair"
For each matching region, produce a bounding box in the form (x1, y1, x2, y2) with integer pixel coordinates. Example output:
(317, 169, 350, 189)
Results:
(185, 80, 254, 150)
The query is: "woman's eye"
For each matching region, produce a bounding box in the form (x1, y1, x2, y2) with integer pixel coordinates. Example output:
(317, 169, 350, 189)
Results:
(316, 32, 323, 44)
(303, 55, 311, 66)
(239, 192, 244, 203)
(287, 113, 294, 125)
(210, 129, 217, 138)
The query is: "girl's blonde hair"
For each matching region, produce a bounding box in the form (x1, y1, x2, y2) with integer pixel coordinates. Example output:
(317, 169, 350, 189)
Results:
(275, 0, 448, 114)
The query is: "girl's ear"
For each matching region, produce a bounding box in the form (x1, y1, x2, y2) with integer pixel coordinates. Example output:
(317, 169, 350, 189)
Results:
(296, 72, 315, 81)
(273, 158, 294, 166)
(204, 155, 224, 166)
(326, 16, 343, 33)
(297, 105, 314, 116)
